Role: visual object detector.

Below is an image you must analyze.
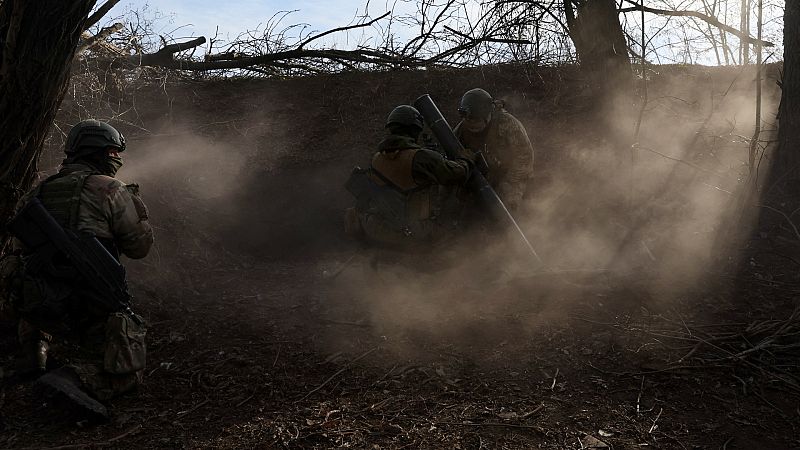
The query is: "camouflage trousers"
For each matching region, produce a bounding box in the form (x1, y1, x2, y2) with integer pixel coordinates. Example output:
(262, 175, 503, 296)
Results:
(18, 311, 146, 402)
(347, 208, 457, 251)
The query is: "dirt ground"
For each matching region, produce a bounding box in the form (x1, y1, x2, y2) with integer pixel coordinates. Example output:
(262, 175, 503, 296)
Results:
(2, 64, 799, 449)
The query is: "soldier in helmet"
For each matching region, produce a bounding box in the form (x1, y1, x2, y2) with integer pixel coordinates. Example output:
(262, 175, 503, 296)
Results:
(6, 120, 153, 418)
(454, 88, 534, 210)
(346, 105, 474, 249)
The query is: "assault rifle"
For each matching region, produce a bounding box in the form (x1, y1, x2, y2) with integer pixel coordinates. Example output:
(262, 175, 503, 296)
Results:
(413, 94, 542, 264)
(8, 197, 139, 321)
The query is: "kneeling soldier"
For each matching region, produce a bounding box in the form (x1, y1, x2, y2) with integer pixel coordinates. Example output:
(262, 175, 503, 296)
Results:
(4, 120, 153, 419)
(346, 105, 473, 249)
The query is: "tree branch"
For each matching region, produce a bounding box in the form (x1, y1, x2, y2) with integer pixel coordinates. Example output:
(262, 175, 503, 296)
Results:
(126, 45, 402, 71)
(297, 11, 390, 49)
(78, 22, 123, 53)
(85, 0, 121, 30)
(619, 0, 774, 47)
(443, 25, 532, 45)
(493, 0, 571, 34)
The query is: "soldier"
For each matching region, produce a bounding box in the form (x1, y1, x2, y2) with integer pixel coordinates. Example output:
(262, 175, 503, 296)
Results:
(454, 88, 534, 210)
(5, 120, 153, 418)
(345, 105, 473, 249)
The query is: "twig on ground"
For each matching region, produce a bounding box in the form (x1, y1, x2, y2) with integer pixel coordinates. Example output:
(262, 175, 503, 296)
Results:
(272, 344, 281, 368)
(648, 407, 663, 433)
(435, 421, 542, 430)
(16, 424, 142, 449)
(520, 403, 545, 419)
(235, 393, 255, 408)
(300, 347, 379, 401)
(177, 398, 210, 417)
(108, 425, 143, 442)
(637, 376, 645, 415)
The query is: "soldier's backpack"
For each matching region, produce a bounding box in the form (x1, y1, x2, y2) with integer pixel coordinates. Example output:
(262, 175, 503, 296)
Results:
(345, 167, 416, 235)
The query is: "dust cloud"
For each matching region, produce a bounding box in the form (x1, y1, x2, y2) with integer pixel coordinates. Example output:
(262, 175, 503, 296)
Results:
(65, 67, 780, 360)
(324, 67, 781, 357)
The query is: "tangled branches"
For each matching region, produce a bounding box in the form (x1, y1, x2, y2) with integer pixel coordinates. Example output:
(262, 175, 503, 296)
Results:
(581, 308, 800, 392)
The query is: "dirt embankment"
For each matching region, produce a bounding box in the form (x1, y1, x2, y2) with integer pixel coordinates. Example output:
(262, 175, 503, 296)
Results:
(2, 63, 797, 449)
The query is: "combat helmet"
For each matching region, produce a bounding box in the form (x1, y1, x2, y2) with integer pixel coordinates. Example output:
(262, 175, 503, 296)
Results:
(65, 120, 126, 157)
(386, 105, 424, 131)
(458, 88, 494, 121)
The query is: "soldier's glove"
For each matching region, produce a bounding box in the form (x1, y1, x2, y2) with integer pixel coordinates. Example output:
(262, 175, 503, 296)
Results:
(472, 151, 490, 176)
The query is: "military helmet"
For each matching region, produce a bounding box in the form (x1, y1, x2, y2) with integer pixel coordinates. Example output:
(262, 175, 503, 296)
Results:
(65, 120, 126, 155)
(458, 88, 494, 120)
(386, 105, 424, 130)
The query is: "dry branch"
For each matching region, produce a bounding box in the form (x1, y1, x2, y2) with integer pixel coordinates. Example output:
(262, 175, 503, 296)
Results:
(78, 22, 123, 53)
(85, 0, 121, 30)
(619, 0, 774, 47)
(297, 11, 391, 49)
(127, 36, 207, 67)
(87, 2, 555, 75)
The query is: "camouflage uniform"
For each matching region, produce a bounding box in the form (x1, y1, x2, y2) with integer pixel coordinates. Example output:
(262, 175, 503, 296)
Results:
(454, 107, 534, 210)
(11, 161, 153, 401)
(353, 134, 471, 248)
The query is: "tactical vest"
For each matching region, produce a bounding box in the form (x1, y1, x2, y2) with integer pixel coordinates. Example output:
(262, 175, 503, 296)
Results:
(9, 171, 95, 331)
(370, 149, 419, 191)
(35, 170, 93, 230)
(31, 169, 119, 258)
(369, 149, 435, 231)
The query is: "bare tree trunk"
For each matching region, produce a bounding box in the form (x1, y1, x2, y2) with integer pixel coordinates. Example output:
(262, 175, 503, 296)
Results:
(773, 0, 800, 192)
(0, 0, 97, 250)
(564, 0, 632, 90)
(722, 0, 734, 64)
(740, 0, 750, 63)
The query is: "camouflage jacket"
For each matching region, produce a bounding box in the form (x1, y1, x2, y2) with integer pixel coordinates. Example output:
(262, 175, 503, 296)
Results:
(372, 134, 470, 188)
(18, 163, 154, 259)
(356, 134, 469, 246)
(454, 109, 534, 208)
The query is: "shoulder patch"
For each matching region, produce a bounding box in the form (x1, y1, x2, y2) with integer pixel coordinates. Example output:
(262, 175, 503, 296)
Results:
(125, 183, 140, 196)
(125, 183, 148, 221)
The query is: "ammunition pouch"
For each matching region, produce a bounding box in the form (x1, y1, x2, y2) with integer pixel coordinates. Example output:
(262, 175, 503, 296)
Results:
(103, 312, 147, 375)
(345, 167, 411, 235)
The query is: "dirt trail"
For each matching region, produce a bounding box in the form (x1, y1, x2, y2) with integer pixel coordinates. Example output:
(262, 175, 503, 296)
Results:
(2, 64, 798, 449)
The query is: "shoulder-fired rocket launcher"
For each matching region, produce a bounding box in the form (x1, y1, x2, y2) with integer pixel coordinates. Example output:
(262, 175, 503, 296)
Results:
(413, 94, 542, 265)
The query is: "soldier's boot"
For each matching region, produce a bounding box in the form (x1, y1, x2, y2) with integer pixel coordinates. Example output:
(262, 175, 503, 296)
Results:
(16, 320, 52, 377)
(15, 339, 49, 377)
(34, 367, 109, 422)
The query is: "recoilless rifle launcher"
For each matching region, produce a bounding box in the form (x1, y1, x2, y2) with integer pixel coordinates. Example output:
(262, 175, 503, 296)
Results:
(413, 94, 542, 265)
